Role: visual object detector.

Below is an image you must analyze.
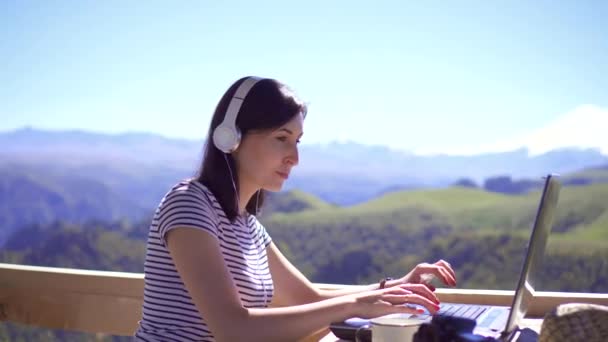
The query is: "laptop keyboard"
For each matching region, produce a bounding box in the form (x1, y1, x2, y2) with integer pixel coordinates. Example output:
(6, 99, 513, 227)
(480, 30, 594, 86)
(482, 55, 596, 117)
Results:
(438, 303, 489, 320)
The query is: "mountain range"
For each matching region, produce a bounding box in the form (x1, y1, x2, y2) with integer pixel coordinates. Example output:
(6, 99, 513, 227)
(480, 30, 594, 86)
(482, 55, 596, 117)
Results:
(2, 126, 608, 203)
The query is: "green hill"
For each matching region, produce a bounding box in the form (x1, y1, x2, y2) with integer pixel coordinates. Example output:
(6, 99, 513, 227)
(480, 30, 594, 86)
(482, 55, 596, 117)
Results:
(3, 174, 607, 293)
(564, 164, 608, 182)
(0, 167, 149, 243)
(268, 182, 608, 237)
(262, 189, 334, 216)
(263, 182, 608, 291)
(3, 221, 145, 272)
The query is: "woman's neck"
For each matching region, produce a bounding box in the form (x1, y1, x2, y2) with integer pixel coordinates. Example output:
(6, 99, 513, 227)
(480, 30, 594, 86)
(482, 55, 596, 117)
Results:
(237, 181, 258, 215)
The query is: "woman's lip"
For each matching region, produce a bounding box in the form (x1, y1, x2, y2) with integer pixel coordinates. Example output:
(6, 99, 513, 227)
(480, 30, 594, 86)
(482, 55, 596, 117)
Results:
(276, 171, 289, 179)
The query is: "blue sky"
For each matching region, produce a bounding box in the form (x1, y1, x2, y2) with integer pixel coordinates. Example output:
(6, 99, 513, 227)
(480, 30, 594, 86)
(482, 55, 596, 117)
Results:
(1, 0, 606, 153)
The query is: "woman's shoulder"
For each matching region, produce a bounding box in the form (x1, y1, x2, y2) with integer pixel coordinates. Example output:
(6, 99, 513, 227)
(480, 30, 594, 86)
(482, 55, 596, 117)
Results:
(153, 178, 224, 242)
(161, 178, 218, 208)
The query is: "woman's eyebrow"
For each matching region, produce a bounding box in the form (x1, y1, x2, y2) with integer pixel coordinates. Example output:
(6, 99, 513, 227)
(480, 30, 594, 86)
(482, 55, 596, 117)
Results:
(277, 127, 304, 138)
(278, 128, 293, 134)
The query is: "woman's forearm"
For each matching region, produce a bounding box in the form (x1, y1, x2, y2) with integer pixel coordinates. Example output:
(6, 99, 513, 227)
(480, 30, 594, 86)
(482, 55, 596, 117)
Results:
(316, 277, 407, 300)
(316, 283, 379, 300)
(210, 282, 435, 341)
(222, 296, 354, 342)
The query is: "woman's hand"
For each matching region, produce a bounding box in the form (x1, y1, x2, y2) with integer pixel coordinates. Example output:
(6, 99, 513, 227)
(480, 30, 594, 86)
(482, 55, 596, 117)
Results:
(349, 283, 441, 319)
(399, 259, 457, 291)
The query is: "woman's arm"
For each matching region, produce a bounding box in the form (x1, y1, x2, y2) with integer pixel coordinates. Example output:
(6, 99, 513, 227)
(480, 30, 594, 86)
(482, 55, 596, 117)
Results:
(266, 242, 323, 306)
(167, 227, 438, 342)
(267, 242, 442, 302)
(267, 241, 377, 302)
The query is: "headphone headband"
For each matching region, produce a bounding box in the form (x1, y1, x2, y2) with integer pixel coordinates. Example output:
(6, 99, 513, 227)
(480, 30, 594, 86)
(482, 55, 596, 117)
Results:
(222, 76, 262, 131)
(213, 76, 263, 153)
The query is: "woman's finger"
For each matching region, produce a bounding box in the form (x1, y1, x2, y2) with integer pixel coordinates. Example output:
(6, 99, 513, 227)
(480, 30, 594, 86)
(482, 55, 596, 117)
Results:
(417, 264, 456, 286)
(424, 283, 436, 292)
(398, 283, 440, 304)
(376, 299, 393, 307)
(437, 266, 456, 287)
(382, 293, 440, 314)
(381, 287, 412, 296)
(436, 259, 451, 269)
(435, 259, 457, 284)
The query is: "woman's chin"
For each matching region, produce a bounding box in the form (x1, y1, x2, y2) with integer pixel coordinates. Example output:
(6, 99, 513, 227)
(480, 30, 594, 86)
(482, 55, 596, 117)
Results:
(263, 182, 284, 192)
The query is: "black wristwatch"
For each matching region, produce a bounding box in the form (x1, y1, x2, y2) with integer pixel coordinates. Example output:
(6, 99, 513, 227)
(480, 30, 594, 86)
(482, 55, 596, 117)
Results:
(379, 277, 394, 289)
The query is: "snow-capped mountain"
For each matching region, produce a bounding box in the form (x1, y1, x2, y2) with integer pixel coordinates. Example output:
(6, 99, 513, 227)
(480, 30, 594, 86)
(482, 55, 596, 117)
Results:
(478, 104, 607, 156)
(518, 104, 607, 155)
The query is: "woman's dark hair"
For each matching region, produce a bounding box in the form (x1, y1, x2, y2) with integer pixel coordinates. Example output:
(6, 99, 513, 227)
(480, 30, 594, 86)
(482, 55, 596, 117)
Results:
(195, 76, 307, 222)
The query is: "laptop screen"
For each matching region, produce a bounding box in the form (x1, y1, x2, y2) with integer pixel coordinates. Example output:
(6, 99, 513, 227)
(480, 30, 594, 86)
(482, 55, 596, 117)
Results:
(503, 174, 561, 334)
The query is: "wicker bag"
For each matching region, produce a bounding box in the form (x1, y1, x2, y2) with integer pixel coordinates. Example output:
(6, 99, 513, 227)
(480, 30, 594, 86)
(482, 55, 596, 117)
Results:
(539, 303, 608, 342)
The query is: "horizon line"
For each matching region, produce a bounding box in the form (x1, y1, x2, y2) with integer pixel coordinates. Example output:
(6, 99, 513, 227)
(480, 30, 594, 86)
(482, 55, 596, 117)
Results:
(1, 125, 606, 158)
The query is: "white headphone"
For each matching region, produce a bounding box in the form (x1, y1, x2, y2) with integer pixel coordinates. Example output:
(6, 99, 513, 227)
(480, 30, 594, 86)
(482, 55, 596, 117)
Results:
(212, 76, 263, 153)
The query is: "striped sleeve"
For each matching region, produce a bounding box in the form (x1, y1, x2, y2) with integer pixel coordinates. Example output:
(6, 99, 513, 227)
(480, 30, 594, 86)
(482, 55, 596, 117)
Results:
(157, 187, 219, 248)
(254, 217, 273, 247)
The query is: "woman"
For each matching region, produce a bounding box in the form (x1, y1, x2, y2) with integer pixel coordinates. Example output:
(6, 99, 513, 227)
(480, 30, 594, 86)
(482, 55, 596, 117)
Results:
(134, 76, 457, 341)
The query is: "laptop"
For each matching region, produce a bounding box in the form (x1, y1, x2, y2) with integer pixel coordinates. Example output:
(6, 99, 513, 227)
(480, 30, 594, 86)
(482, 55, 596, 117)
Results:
(330, 174, 562, 341)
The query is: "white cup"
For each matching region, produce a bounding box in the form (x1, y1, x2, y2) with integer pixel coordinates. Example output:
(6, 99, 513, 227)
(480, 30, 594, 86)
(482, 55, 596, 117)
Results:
(370, 315, 425, 342)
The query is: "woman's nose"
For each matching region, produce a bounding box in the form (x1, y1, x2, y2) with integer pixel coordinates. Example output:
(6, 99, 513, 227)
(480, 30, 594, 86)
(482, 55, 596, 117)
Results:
(286, 145, 299, 166)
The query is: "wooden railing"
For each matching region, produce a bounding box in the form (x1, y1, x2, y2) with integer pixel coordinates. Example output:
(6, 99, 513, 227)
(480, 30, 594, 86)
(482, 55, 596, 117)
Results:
(2, 262, 608, 336)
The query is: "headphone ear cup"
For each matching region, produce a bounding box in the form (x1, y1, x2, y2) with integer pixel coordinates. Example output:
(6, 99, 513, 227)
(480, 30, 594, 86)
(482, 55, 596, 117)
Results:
(213, 76, 261, 153)
(213, 124, 241, 153)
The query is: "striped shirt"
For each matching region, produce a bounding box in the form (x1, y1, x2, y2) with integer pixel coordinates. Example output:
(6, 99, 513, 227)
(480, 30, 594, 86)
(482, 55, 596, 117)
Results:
(134, 179, 274, 341)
